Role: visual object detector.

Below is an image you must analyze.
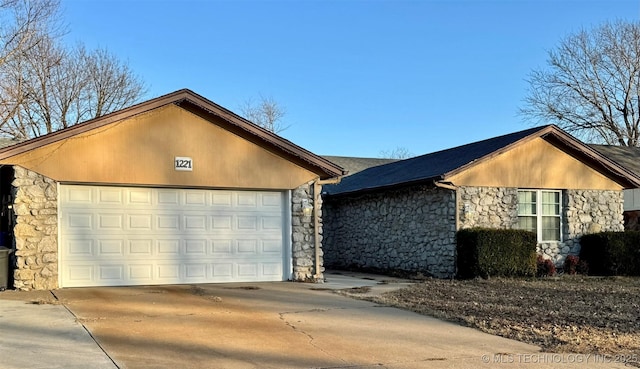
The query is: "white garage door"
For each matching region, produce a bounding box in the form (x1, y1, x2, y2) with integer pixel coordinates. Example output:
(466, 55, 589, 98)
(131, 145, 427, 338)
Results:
(59, 185, 288, 287)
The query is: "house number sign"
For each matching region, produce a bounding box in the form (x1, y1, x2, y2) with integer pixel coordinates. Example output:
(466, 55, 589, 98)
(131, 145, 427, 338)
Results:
(174, 156, 193, 171)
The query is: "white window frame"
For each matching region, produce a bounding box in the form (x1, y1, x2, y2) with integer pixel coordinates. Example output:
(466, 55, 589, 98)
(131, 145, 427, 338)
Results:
(517, 189, 562, 242)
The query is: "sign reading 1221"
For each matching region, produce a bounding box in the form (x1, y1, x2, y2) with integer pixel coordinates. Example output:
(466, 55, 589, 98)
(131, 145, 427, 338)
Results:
(174, 156, 193, 171)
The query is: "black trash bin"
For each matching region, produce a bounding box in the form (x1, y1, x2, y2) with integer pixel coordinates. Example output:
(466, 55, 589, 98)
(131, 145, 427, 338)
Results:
(0, 246, 10, 291)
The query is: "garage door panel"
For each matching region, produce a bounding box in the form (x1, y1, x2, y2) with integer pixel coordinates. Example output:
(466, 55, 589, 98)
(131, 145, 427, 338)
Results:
(66, 213, 93, 230)
(237, 216, 257, 230)
(130, 264, 153, 280)
(99, 265, 125, 282)
(262, 240, 283, 253)
(237, 192, 258, 207)
(262, 262, 283, 276)
(261, 193, 282, 207)
(184, 215, 207, 230)
(237, 239, 258, 254)
(68, 239, 94, 256)
(66, 265, 93, 283)
(212, 192, 232, 207)
(128, 214, 152, 230)
(98, 240, 124, 256)
(98, 214, 123, 230)
(157, 191, 179, 206)
(212, 263, 233, 278)
(157, 215, 180, 230)
(129, 240, 153, 255)
(157, 239, 180, 255)
(157, 264, 180, 279)
(237, 263, 258, 277)
(128, 189, 152, 205)
(98, 188, 123, 204)
(262, 216, 282, 230)
(185, 191, 207, 206)
(60, 185, 286, 287)
(212, 215, 232, 229)
(65, 186, 93, 204)
(185, 239, 207, 255)
(212, 239, 232, 254)
(185, 263, 207, 279)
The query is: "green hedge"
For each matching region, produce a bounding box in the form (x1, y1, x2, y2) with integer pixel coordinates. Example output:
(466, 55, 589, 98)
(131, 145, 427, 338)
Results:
(456, 228, 537, 279)
(580, 232, 640, 276)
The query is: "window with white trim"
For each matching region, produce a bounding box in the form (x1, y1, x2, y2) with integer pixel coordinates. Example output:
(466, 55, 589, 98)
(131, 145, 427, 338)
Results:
(517, 190, 562, 242)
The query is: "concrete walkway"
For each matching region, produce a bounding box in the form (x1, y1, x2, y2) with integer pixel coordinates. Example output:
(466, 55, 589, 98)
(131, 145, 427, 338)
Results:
(0, 297, 117, 369)
(0, 272, 629, 368)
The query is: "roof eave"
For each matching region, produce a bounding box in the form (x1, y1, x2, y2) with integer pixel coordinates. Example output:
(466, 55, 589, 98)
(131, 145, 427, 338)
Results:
(0, 89, 189, 159)
(0, 89, 345, 179)
(174, 94, 345, 179)
(541, 129, 640, 189)
(441, 125, 640, 189)
(323, 176, 444, 198)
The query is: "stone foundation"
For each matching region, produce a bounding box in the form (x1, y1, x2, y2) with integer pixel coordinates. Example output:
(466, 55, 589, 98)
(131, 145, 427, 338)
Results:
(12, 167, 58, 291)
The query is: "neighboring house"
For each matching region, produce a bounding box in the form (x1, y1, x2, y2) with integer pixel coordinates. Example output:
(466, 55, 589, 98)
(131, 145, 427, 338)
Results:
(0, 89, 344, 290)
(589, 145, 640, 230)
(321, 156, 397, 175)
(322, 125, 640, 278)
(0, 138, 20, 148)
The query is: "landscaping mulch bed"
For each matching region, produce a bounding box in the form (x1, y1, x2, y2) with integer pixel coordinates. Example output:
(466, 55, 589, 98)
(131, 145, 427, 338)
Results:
(361, 276, 640, 362)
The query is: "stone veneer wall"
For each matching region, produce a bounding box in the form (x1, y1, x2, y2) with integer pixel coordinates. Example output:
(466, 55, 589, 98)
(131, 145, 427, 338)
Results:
(12, 167, 58, 291)
(291, 182, 322, 281)
(561, 189, 624, 262)
(458, 186, 624, 265)
(323, 185, 457, 277)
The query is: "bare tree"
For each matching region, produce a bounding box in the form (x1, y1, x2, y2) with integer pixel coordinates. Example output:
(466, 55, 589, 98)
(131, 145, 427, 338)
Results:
(521, 21, 640, 146)
(239, 95, 288, 133)
(0, 32, 64, 138)
(0, 0, 61, 132)
(379, 146, 414, 159)
(0, 1, 146, 139)
(0, 33, 146, 139)
(0, 0, 60, 66)
(82, 48, 144, 120)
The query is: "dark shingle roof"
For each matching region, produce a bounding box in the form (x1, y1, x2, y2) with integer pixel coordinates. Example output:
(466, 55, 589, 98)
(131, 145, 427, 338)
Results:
(321, 156, 398, 176)
(589, 144, 640, 176)
(324, 126, 550, 196)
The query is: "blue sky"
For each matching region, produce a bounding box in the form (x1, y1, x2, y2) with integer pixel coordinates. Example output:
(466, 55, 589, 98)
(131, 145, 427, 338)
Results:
(63, 0, 639, 157)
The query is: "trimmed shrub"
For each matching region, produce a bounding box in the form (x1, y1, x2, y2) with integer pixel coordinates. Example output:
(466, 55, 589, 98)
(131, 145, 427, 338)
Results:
(563, 255, 580, 275)
(456, 228, 537, 279)
(580, 231, 640, 276)
(536, 255, 556, 277)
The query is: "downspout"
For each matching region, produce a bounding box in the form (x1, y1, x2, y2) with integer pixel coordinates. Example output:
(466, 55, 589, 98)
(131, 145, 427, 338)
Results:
(313, 177, 342, 281)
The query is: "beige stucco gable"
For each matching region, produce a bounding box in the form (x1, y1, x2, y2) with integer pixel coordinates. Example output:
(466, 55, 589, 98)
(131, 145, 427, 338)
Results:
(0, 104, 320, 189)
(447, 137, 624, 191)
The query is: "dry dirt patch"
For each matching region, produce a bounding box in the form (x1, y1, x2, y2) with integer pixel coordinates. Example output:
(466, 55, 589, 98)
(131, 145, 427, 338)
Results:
(360, 276, 640, 361)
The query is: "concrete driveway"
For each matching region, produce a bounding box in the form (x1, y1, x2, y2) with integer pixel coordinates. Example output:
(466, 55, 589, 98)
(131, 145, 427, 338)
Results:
(0, 272, 629, 369)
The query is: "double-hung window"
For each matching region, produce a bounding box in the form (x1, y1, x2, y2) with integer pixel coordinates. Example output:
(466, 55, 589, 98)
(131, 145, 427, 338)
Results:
(517, 190, 562, 242)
